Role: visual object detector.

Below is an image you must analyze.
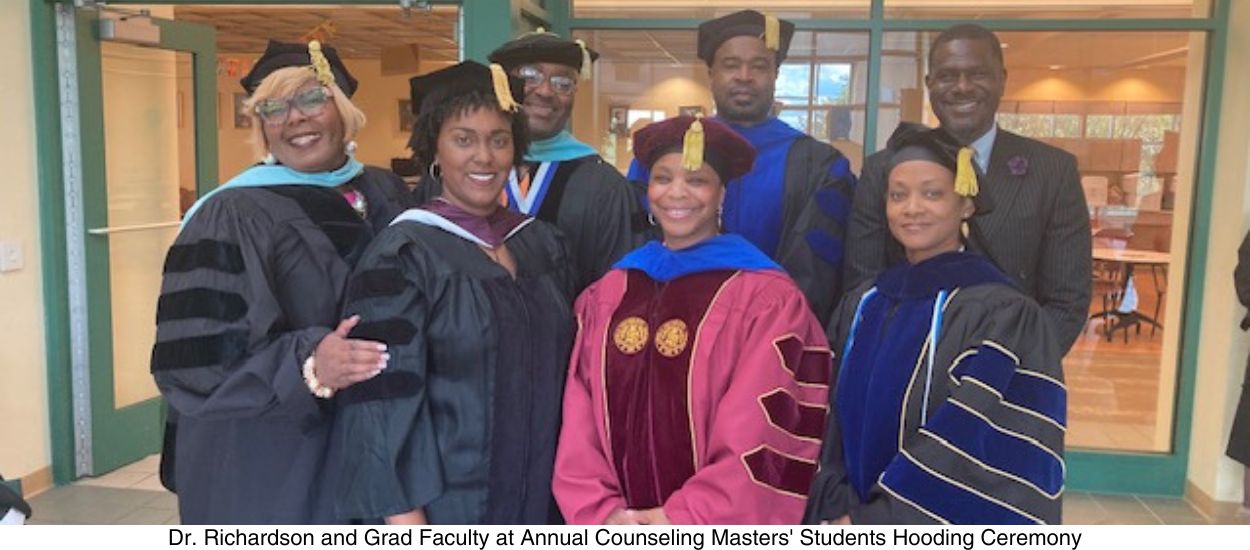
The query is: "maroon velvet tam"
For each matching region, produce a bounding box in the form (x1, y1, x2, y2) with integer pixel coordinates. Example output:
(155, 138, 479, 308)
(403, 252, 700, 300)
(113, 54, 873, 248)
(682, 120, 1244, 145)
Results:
(631, 115, 757, 183)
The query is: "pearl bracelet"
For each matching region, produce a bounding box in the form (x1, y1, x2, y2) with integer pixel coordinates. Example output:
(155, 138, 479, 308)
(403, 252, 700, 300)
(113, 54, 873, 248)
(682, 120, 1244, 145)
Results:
(302, 355, 335, 399)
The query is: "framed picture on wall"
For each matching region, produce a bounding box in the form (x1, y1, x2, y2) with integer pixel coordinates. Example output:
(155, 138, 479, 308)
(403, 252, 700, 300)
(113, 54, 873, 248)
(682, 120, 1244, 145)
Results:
(609, 105, 628, 136)
(679, 105, 704, 117)
(399, 99, 415, 132)
(232, 92, 252, 129)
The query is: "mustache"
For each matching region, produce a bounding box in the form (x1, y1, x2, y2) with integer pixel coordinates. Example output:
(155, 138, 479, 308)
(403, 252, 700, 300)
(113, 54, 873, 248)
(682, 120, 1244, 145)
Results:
(525, 96, 560, 109)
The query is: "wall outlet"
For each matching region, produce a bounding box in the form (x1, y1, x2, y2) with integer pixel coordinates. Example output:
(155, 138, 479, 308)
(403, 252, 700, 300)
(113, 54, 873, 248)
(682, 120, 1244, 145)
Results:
(0, 241, 23, 272)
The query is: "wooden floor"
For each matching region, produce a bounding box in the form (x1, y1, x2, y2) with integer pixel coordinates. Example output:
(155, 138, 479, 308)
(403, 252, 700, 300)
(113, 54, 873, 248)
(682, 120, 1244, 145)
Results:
(1066, 269, 1169, 452)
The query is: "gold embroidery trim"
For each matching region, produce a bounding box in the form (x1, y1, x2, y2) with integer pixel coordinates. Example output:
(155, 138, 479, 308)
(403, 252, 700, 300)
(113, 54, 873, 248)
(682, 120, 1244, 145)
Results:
(613, 316, 649, 355)
(655, 319, 689, 358)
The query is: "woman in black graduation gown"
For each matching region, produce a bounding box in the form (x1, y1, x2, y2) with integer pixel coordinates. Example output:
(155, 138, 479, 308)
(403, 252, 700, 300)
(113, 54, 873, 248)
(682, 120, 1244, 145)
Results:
(804, 124, 1067, 525)
(332, 61, 575, 525)
(150, 41, 401, 524)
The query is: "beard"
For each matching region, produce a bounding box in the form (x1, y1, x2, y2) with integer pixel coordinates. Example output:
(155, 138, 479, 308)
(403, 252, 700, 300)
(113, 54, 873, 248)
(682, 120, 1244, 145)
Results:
(713, 85, 773, 125)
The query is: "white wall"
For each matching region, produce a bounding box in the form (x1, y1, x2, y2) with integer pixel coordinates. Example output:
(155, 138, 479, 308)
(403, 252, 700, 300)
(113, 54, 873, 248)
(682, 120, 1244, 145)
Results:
(1187, 0, 1250, 504)
(0, 0, 51, 484)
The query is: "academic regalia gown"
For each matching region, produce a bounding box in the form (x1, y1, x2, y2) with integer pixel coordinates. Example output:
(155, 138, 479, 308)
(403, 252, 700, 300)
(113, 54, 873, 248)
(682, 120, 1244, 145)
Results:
(332, 201, 575, 524)
(804, 252, 1067, 525)
(354, 166, 417, 233)
(629, 118, 856, 324)
(554, 234, 832, 524)
(151, 182, 374, 524)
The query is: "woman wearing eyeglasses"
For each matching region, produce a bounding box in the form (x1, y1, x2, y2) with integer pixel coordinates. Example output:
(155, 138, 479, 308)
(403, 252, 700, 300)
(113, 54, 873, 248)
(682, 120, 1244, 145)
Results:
(150, 40, 408, 524)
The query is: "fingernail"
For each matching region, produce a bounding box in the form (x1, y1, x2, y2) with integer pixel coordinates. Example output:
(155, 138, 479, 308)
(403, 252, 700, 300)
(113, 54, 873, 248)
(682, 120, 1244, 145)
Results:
(378, 360, 388, 370)
(381, 353, 391, 361)
(377, 344, 388, 352)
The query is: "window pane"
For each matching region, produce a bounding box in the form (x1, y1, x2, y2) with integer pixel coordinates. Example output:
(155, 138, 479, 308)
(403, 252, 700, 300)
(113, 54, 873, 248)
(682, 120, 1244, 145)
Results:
(571, 29, 868, 175)
(778, 109, 809, 133)
(776, 63, 812, 104)
(885, 29, 1207, 454)
(883, 0, 1209, 19)
(816, 63, 852, 105)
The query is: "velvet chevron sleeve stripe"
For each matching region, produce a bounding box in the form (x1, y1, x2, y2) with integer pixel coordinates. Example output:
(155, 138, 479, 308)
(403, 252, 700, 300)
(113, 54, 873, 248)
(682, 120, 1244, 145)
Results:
(759, 389, 826, 442)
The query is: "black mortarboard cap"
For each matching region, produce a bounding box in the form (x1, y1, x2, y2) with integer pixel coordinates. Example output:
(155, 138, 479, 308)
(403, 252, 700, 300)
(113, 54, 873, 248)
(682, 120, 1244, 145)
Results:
(697, 10, 796, 67)
(407, 61, 525, 117)
(489, 30, 600, 74)
(886, 122, 991, 211)
(239, 40, 359, 97)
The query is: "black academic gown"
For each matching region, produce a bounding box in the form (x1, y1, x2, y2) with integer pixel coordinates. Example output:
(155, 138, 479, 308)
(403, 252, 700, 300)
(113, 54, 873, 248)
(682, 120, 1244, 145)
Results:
(151, 184, 373, 524)
(355, 166, 417, 233)
(416, 155, 645, 293)
(332, 211, 575, 525)
(805, 252, 1066, 525)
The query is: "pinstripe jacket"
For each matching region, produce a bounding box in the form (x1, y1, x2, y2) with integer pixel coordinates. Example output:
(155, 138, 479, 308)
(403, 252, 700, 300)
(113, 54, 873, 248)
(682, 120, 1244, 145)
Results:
(843, 128, 1092, 353)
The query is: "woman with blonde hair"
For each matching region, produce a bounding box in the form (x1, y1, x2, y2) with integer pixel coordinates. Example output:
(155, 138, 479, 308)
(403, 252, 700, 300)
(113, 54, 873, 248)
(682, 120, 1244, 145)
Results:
(151, 40, 406, 524)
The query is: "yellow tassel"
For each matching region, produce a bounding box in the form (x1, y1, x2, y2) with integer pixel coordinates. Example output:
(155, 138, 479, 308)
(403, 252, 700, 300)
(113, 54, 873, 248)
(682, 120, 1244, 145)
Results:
(955, 147, 979, 197)
(490, 63, 522, 112)
(308, 40, 335, 87)
(682, 118, 705, 172)
(575, 39, 593, 81)
(764, 13, 780, 52)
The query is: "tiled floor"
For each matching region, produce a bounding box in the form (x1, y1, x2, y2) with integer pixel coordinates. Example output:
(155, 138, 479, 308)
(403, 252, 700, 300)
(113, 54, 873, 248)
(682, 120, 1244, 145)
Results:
(20, 454, 1250, 525)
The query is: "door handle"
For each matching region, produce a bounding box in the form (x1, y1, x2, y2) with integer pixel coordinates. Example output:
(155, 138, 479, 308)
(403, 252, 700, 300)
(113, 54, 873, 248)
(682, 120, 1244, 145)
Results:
(87, 221, 181, 235)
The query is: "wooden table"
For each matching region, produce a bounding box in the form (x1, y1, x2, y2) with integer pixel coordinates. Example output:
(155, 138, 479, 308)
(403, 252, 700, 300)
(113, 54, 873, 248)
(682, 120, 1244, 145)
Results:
(1091, 247, 1170, 340)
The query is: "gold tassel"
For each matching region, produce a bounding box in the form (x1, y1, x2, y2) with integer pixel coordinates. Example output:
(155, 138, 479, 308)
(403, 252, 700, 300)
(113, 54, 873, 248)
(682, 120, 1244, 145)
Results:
(955, 147, 979, 197)
(764, 13, 781, 52)
(490, 63, 522, 112)
(575, 39, 593, 81)
(682, 117, 705, 172)
(308, 40, 335, 87)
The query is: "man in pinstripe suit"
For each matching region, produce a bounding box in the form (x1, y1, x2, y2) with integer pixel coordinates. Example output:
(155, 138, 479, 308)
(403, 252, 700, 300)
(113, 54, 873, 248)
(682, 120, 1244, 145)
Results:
(844, 23, 1091, 353)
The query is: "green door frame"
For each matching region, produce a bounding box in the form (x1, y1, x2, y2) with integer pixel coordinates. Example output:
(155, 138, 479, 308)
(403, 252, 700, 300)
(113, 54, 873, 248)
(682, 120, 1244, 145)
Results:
(567, 0, 1230, 496)
(31, 0, 524, 485)
(73, 8, 219, 475)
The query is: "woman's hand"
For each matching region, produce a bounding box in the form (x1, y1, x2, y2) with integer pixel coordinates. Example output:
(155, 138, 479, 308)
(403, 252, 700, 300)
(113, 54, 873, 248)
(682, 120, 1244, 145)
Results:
(631, 507, 672, 525)
(385, 508, 428, 525)
(603, 508, 642, 525)
(313, 315, 388, 390)
(820, 515, 852, 526)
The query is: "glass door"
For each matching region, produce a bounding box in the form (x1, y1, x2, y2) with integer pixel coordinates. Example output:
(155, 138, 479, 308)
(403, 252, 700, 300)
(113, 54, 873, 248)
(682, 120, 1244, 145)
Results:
(71, 7, 217, 475)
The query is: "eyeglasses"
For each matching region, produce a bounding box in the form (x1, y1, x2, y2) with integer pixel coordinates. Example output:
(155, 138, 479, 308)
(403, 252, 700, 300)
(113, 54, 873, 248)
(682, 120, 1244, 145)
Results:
(516, 65, 577, 96)
(254, 86, 333, 125)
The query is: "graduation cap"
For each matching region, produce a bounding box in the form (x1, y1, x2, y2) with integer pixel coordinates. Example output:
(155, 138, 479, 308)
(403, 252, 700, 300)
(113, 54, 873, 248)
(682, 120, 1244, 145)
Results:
(886, 122, 991, 211)
(488, 28, 600, 80)
(408, 61, 525, 117)
(239, 40, 359, 97)
(633, 115, 757, 183)
(696, 10, 796, 67)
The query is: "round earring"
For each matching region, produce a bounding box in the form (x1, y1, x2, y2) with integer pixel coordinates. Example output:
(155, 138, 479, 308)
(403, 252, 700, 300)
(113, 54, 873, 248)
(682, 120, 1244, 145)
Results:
(262, 152, 277, 166)
(344, 141, 358, 156)
(428, 159, 441, 181)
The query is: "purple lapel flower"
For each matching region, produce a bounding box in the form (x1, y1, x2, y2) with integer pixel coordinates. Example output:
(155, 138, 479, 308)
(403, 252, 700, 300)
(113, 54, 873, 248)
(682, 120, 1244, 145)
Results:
(1008, 155, 1029, 177)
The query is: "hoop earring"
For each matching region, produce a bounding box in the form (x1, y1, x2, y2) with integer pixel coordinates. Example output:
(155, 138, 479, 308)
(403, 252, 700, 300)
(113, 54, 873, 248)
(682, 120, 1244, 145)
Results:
(428, 159, 441, 181)
(648, 211, 656, 226)
(717, 204, 724, 229)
